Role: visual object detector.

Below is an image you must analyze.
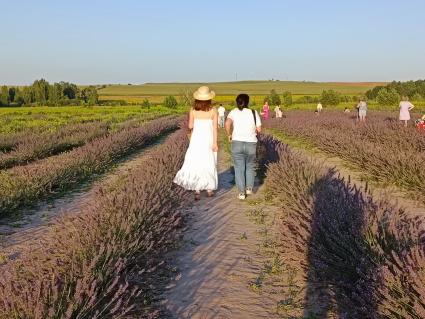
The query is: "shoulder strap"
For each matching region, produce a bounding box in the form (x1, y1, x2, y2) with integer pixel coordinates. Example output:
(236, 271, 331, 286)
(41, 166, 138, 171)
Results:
(251, 109, 257, 126)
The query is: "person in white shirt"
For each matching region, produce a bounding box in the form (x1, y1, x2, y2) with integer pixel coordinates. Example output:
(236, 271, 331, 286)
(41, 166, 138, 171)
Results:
(274, 105, 283, 118)
(317, 102, 323, 113)
(225, 94, 262, 200)
(217, 104, 226, 128)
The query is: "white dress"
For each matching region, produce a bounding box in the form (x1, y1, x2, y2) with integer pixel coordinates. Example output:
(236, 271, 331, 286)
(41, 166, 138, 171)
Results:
(174, 117, 218, 191)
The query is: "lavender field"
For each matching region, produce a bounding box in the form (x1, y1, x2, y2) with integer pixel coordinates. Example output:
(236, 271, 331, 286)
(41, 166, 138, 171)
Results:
(0, 107, 424, 318)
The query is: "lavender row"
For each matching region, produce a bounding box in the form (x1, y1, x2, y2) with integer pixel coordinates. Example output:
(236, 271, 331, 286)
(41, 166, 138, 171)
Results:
(259, 134, 425, 318)
(0, 129, 189, 318)
(0, 116, 181, 217)
(0, 113, 169, 170)
(266, 111, 425, 199)
(0, 121, 109, 170)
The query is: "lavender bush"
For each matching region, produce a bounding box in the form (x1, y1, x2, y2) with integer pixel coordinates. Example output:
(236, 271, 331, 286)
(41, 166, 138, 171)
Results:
(0, 121, 109, 169)
(266, 111, 425, 200)
(0, 116, 181, 217)
(260, 134, 425, 318)
(0, 129, 189, 318)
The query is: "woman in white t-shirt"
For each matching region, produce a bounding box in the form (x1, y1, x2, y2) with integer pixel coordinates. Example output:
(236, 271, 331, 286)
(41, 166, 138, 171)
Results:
(225, 94, 262, 200)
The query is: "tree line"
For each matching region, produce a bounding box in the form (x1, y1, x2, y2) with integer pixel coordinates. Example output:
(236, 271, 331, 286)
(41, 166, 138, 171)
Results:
(366, 80, 425, 106)
(0, 79, 99, 107)
(262, 89, 356, 107)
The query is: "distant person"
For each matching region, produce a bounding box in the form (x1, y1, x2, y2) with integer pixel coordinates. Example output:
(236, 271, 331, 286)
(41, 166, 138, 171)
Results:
(399, 96, 415, 127)
(225, 94, 262, 200)
(317, 102, 323, 113)
(344, 107, 351, 113)
(357, 98, 368, 122)
(174, 86, 218, 200)
(217, 104, 226, 128)
(274, 105, 283, 118)
(261, 101, 270, 120)
(416, 114, 425, 131)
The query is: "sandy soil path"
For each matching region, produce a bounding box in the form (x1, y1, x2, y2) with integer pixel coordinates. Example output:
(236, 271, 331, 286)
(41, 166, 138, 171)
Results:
(161, 150, 281, 319)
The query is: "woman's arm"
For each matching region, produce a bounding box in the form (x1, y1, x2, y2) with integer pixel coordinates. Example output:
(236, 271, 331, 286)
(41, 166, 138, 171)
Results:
(409, 103, 415, 111)
(225, 118, 233, 142)
(188, 108, 194, 129)
(212, 109, 218, 151)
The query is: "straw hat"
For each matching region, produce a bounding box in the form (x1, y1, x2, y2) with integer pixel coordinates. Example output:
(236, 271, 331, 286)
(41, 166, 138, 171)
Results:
(193, 86, 215, 101)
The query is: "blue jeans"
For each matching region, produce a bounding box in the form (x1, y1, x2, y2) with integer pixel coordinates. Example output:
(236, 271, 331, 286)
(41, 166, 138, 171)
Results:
(218, 116, 225, 128)
(231, 141, 257, 193)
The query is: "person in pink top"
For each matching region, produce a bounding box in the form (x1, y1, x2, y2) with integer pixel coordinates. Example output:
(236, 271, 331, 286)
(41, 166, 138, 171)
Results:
(261, 101, 270, 120)
(399, 96, 415, 127)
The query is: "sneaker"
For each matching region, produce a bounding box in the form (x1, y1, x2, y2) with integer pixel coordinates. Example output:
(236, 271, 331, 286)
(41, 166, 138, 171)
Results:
(238, 193, 246, 200)
(246, 188, 253, 195)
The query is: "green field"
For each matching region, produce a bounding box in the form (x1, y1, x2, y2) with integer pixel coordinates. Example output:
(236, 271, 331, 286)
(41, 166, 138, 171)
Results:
(99, 80, 385, 97)
(0, 105, 183, 133)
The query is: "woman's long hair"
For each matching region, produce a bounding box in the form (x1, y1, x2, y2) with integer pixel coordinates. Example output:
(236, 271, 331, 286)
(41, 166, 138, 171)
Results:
(193, 99, 212, 112)
(236, 94, 250, 110)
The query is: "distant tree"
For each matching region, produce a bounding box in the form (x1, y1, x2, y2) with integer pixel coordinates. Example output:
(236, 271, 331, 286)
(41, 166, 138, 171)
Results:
(32, 79, 50, 104)
(61, 82, 79, 99)
(164, 95, 178, 108)
(179, 88, 194, 106)
(142, 98, 151, 109)
(411, 92, 423, 101)
(81, 86, 98, 105)
(282, 91, 293, 106)
(0, 86, 9, 105)
(376, 88, 400, 106)
(14, 88, 24, 105)
(48, 83, 62, 105)
(264, 89, 281, 106)
(22, 86, 34, 105)
(8, 87, 16, 103)
(320, 90, 340, 106)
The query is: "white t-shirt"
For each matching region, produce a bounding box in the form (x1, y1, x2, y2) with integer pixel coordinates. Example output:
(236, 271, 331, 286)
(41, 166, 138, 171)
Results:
(218, 106, 226, 117)
(227, 108, 262, 143)
(317, 103, 323, 110)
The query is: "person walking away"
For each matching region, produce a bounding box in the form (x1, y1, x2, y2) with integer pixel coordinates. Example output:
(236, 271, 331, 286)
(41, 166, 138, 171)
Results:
(261, 101, 270, 120)
(225, 94, 262, 200)
(217, 104, 226, 128)
(174, 86, 218, 200)
(317, 102, 323, 113)
(399, 96, 415, 127)
(274, 105, 283, 118)
(357, 98, 368, 123)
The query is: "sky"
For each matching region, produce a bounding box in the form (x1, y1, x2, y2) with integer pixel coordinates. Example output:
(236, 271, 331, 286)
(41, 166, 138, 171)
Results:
(1, 0, 425, 85)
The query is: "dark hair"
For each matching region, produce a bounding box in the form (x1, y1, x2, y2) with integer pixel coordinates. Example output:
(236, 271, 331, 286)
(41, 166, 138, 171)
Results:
(193, 99, 212, 112)
(236, 94, 250, 110)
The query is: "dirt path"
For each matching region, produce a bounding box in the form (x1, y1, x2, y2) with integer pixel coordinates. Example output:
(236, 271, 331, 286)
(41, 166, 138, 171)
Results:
(161, 150, 281, 319)
(0, 138, 165, 256)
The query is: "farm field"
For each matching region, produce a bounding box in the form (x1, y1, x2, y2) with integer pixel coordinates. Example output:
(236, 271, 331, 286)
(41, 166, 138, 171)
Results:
(0, 107, 424, 318)
(99, 80, 384, 96)
(98, 80, 385, 105)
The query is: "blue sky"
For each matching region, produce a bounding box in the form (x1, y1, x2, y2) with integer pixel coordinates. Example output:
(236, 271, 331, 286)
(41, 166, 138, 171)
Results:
(2, 0, 425, 84)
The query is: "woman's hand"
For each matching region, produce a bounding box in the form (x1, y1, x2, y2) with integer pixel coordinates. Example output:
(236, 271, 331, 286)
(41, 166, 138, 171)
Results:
(212, 144, 218, 152)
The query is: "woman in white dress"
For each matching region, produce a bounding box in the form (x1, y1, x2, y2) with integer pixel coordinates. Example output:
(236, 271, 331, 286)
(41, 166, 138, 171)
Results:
(399, 96, 415, 127)
(174, 86, 218, 200)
